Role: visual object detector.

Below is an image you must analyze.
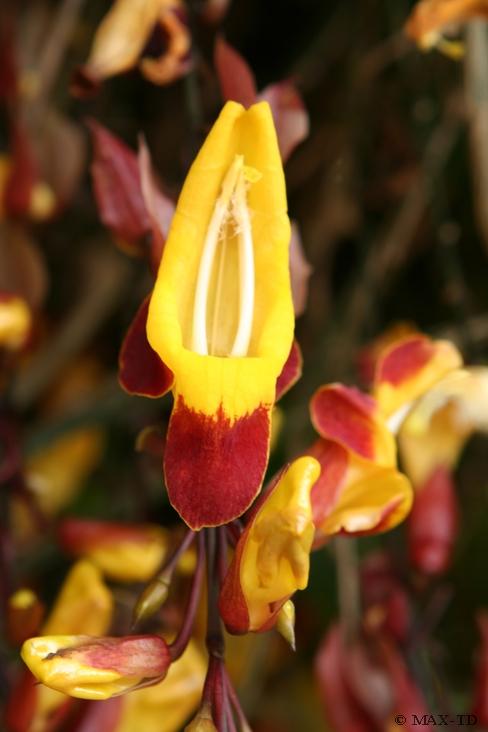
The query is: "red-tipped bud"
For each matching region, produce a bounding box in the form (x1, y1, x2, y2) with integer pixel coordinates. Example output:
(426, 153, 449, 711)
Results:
(22, 634, 171, 699)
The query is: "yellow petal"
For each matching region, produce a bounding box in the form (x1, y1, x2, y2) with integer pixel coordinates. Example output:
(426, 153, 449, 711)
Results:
(147, 100, 294, 420)
(239, 456, 320, 630)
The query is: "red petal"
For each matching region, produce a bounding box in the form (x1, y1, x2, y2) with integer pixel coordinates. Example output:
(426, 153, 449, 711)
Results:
(214, 37, 257, 108)
(408, 465, 459, 575)
(307, 439, 348, 530)
(259, 81, 309, 162)
(275, 339, 302, 400)
(76, 635, 170, 677)
(88, 119, 149, 248)
(219, 529, 250, 634)
(375, 336, 436, 387)
(119, 296, 174, 397)
(164, 398, 270, 529)
(310, 384, 383, 461)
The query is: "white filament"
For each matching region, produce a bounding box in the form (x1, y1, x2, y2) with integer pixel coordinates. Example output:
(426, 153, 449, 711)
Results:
(230, 175, 255, 357)
(191, 155, 255, 358)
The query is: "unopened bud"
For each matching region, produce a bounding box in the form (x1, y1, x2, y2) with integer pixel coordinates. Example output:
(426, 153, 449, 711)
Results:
(132, 571, 172, 626)
(185, 703, 218, 731)
(276, 600, 296, 651)
(21, 633, 171, 699)
(7, 588, 44, 645)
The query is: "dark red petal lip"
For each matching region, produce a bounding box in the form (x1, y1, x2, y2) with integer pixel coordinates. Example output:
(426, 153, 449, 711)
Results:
(275, 339, 302, 400)
(164, 398, 271, 530)
(118, 296, 174, 398)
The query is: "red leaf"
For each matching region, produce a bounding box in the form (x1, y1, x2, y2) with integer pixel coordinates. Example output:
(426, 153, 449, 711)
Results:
(214, 37, 257, 108)
(119, 296, 174, 397)
(259, 81, 309, 162)
(88, 119, 149, 250)
(138, 137, 175, 273)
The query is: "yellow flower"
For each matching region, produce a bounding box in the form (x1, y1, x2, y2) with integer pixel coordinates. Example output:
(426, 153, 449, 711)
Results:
(219, 457, 319, 633)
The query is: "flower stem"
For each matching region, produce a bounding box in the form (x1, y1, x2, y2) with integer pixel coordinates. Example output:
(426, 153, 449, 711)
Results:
(169, 532, 205, 661)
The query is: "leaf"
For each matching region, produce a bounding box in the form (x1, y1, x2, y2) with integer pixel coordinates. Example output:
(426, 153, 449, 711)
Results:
(214, 36, 257, 108)
(138, 137, 175, 272)
(88, 119, 149, 253)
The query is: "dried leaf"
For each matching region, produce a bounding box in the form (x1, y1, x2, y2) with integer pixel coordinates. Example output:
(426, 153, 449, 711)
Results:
(259, 81, 309, 162)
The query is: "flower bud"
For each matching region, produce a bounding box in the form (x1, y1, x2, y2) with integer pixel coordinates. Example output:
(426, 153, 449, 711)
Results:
(185, 703, 218, 731)
(276, 600, 296, 651)
(7, 588, 44, 646)
(21, 634, 171, 700)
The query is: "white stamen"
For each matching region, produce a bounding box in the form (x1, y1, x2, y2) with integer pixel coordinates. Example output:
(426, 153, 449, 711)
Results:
(230, 175, 255, 357)
(191, 156, 244, 355)
(191, 154, 256, 358)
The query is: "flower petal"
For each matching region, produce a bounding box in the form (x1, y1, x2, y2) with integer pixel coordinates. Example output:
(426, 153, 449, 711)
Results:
(164, 399, 271, 529)
(313, 449, 413, 538)
(373, 335, 462, 418)
(88, 119, 149, 251)
(310, 384, 396, 466)
(119, 296, 174, 398)
(275, 339, 302, 400)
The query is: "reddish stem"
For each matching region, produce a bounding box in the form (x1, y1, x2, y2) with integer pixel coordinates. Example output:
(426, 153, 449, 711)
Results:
(224, 666, 252, 731)
(169, 532, 205, 661)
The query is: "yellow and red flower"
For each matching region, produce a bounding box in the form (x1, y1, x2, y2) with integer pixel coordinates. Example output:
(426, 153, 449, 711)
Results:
(367, 330, 488, 574)
(307, 384, 413, 543)
(146, 101, 295, 529)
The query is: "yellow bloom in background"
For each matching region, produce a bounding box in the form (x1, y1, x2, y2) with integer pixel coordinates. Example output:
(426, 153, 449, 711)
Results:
(58, 518, 175, 583)
(25, 428, 104, 517)
(399, 367, 488, 485)
(0, 293, 31, 351)
(74, 0, 190, 92)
